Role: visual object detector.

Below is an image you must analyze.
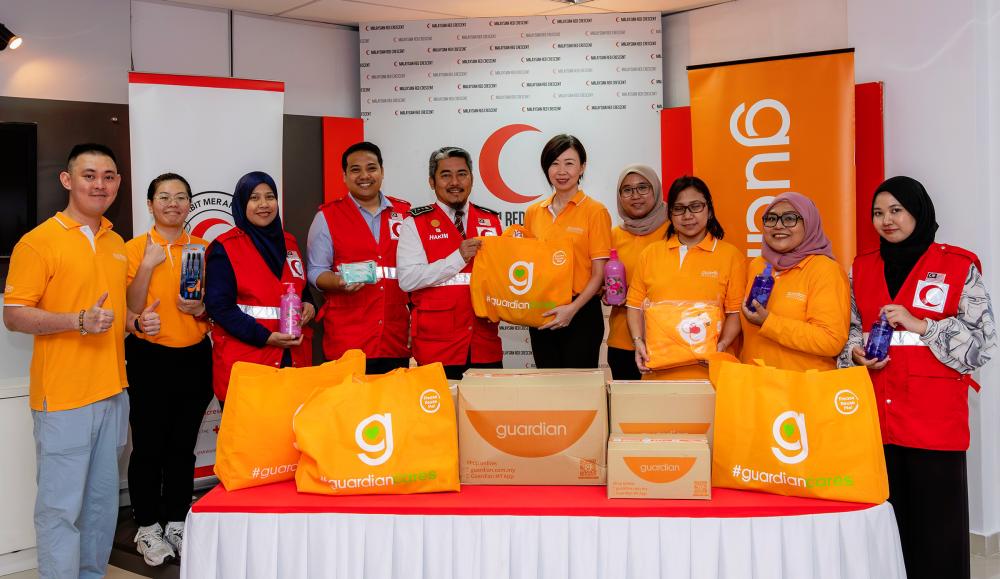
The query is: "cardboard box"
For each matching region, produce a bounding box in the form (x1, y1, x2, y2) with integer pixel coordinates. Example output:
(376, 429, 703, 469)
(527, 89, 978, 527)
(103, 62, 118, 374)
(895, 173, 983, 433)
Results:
(607, 434, 711, 499)
(458, 369, 608, 485)
(608, 380, 715, 443)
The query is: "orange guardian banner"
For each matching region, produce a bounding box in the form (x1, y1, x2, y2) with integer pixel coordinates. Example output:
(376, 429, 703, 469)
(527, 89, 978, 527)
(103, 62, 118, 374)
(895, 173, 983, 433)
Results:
(688, 49, 856, 268)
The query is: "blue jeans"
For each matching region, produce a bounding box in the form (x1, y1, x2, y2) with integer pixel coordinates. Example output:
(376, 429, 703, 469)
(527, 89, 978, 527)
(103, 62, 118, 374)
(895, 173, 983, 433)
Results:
(32, 391, 129, 579)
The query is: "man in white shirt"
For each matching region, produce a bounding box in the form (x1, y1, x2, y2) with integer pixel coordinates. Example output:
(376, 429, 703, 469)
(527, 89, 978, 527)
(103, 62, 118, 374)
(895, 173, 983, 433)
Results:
(396, 146, 503, 379)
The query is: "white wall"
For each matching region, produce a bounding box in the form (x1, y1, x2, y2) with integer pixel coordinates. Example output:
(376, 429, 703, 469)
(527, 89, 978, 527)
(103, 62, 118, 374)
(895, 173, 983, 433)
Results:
(0, 0, 360, 117)
(233, 12, 360, 118)
(0, 0, 131, 103)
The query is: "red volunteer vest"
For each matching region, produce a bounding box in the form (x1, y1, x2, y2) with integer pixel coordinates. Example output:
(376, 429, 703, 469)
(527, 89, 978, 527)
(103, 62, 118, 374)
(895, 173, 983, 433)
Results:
(853, 243, 981, 451)
(409, 203, 503, 366)
(211, 228, 313, 400)
(316, 194, 411, 361)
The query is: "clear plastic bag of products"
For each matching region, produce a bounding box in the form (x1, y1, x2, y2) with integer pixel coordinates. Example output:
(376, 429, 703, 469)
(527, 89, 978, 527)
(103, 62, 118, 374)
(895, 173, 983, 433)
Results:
(337, 260, 378, 284)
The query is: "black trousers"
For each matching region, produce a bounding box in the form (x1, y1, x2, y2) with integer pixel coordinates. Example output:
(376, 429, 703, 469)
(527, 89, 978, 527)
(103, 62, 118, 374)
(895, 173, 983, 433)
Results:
(365, 357, 411, 375)
(442, 357, 503, 381)
(606, 346, 641, 380)
(528, 295, 605, 369)
(884, 444, 970, 579)
(124, 336, 214, 525)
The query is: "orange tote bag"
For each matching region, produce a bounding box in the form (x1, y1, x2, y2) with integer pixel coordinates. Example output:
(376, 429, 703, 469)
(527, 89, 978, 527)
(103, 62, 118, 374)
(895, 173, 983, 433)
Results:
(294, 363, 459, 496)
(711, 360, 888, 503)
(214, 350, 366, 490)
(471, 225, 573, 328)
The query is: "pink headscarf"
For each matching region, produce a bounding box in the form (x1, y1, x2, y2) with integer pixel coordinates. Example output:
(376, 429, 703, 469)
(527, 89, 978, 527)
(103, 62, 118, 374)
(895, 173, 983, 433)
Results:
(761, 192, 835, 270)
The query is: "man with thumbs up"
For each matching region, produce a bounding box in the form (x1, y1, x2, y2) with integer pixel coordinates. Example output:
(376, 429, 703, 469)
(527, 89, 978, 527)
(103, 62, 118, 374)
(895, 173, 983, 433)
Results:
(3, 144, 145, 579)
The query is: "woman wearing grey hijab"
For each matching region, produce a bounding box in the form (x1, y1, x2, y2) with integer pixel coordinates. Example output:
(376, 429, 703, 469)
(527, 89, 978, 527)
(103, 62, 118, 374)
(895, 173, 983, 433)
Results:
(605, 164, 670, 379)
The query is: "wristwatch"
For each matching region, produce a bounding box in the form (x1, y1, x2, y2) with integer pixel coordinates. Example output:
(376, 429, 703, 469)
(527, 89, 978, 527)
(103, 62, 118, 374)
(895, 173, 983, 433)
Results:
(78, 310, 88, 335)
(632, 336, 644, 343)
(133, 317, 143, 333)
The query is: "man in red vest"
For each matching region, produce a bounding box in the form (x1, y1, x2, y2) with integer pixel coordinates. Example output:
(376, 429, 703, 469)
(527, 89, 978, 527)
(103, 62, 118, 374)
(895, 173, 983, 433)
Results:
(307, 142, 412, 374)
(397, 146, 503, 379)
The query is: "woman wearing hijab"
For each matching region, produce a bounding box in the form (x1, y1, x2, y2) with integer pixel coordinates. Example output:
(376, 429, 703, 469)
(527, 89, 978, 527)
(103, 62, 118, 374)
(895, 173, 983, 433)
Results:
(626, 175, 745, 379)
(739, 191, 850, 371)
(205, 171, 315, 404)
(839, 176, 996, 579)
(605, 165, 670, 379)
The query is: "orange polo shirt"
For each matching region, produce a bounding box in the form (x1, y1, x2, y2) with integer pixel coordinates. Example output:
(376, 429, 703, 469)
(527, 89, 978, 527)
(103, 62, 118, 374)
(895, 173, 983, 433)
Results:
(626, 234, 747, 379)
(126, 228, 211, 348)
(524, 190, 612, 295)
(740, 255, 851, 372)
(4, 212, 129, 411)
(607, 222, 670, 350)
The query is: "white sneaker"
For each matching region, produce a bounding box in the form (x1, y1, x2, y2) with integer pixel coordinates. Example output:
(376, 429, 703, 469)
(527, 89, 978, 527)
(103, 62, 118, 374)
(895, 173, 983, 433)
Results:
(164, 521, 184, 558)
(134, 523, 176, 566)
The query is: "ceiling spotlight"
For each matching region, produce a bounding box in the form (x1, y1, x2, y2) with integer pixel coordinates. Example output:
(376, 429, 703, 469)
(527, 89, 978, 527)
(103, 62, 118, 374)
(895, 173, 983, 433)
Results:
(0, 24, 23, 51)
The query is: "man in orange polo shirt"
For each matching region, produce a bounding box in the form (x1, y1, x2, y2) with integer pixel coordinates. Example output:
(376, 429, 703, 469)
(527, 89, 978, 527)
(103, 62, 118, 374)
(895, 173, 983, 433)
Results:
(3, 144, 159, 579)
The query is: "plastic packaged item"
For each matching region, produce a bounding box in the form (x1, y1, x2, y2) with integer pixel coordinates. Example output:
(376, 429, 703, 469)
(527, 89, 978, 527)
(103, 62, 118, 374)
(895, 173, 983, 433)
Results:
(179, 244, 205, 300)
(604, 248, 627, 306)
(279, 283, 302, 337)
(336, 260, 378, 284)
(643, 300, 723, 370)
(864, 313, 893, 361)
(744, 263, 774, 312)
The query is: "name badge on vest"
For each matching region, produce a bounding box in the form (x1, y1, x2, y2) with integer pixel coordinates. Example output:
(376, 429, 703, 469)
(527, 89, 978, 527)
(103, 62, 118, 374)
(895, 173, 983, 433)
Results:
(388, 213, 404, 240)
(913, 278, 949, 313)
(287, 250, 305, 279)
(477, 226, 498, 237)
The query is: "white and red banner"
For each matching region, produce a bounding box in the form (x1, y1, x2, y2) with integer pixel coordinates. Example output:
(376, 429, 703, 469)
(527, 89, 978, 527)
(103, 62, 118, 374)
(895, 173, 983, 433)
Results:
(128, 73, 285, 242)
(360, 14, 663, 367)
(127, 72, 285, 479)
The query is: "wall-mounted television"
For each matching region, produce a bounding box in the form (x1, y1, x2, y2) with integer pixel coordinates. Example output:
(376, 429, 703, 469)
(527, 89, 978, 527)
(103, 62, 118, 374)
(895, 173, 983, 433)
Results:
(0, 122, 37, 259)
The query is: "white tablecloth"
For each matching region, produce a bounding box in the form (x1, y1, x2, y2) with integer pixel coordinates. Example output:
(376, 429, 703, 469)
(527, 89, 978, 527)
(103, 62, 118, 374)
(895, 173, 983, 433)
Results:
(181, 501, 904, 579)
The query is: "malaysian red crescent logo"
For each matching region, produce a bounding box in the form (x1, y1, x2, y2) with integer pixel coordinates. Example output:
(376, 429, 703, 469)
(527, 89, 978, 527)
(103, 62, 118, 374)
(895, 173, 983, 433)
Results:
(479, 123, 542, 204)
(918, 284, 945, 307)
(190, 218, 229, 239)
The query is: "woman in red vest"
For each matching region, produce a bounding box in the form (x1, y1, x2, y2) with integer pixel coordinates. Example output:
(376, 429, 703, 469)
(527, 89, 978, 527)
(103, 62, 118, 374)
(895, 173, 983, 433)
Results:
(205, 171, 315, 403)
(842, 176, 996, 579)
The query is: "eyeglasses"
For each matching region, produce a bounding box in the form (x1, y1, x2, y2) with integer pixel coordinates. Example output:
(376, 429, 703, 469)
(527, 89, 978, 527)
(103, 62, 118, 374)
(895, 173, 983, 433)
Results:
(762, 212, 803, 228)
(670, 201, 707, 216)
(619, 183, 652, 199)
(153, 194, 191, 205)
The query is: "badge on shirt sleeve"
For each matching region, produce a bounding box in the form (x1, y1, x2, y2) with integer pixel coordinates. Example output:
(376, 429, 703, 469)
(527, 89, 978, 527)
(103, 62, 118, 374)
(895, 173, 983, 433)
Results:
(913, 278, 949, 313)
(287, 250, 306, 279)
(388, 212, 404, 240)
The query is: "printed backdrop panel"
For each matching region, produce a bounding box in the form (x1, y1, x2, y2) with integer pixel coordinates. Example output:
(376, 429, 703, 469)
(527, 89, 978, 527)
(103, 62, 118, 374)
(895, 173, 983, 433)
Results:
(361, 14, 663, 368)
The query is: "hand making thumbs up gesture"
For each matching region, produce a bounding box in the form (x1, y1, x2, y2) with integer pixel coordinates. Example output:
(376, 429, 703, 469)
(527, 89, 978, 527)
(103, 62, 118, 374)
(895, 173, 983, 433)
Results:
(137, 299, 161, 336)
(83, 292, 115, 334)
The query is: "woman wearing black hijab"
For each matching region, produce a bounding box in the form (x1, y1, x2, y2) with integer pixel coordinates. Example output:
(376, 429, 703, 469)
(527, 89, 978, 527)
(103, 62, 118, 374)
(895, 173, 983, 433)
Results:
(840, 176, 996, 579)
(205, 171, 315, 404)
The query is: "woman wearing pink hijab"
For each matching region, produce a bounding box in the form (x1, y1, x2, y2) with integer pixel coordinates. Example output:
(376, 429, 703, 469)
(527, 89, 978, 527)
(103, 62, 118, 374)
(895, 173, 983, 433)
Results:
(739, 192, 851, 371)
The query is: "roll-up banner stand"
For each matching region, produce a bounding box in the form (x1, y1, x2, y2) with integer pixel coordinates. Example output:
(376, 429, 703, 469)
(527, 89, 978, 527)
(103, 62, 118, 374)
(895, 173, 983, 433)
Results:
(128, 72, 285, 483)
(688, 49, 856, 268)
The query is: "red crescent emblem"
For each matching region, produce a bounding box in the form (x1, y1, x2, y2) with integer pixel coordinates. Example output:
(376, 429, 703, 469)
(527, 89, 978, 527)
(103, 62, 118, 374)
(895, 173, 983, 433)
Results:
(191, 217, 229, 240)
(479, 123, 542, 204)
(918, 284, 944, 307)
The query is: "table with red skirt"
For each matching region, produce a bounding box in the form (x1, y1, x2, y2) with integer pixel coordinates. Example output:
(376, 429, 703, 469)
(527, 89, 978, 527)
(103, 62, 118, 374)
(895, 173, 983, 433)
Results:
(180, 481, 904, 578)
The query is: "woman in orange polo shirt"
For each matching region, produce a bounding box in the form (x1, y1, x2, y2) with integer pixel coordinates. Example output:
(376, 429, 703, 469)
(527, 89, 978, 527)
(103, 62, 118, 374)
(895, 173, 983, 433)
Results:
(606, 164, 669, 379)
(740, 191, 850, 371)
(524, 134, 612, 368)
(124, 173, 213, 566)
(626, 176, 745, 379)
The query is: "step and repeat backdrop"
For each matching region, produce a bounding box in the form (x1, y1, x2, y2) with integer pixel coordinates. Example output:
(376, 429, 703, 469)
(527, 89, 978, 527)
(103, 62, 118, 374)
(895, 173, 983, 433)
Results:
(360, 13, 664, 367)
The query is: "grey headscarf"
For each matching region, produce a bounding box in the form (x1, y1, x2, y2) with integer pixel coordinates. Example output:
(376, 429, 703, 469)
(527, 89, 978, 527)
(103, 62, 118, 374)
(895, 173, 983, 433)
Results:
(616, 164, 668, 236)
